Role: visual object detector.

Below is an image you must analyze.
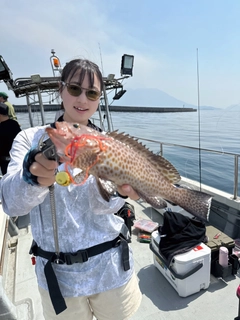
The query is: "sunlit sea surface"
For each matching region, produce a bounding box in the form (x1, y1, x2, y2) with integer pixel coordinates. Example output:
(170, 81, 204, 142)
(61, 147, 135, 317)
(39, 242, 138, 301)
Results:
(16, 108, 240, 196)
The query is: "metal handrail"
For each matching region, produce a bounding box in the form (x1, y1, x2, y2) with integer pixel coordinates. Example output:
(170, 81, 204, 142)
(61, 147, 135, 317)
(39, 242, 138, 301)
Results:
(135, 136, 240, 200)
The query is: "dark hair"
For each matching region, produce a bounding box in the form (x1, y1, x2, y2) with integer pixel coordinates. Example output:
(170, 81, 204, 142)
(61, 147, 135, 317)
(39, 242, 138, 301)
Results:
(60, 59, 104, 92)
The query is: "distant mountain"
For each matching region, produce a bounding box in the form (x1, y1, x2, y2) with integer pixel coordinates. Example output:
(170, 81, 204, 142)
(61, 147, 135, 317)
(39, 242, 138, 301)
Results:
(225, 104, 240, 110)
(112, 88, 194, 107)
(111, 88, 218, 110)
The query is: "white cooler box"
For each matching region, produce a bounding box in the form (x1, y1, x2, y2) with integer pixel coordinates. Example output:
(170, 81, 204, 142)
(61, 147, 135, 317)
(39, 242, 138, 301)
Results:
(150, 230, 211, 297)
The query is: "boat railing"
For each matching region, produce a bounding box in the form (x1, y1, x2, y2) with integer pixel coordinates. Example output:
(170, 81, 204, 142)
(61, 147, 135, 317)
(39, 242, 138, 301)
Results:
(134, 136, 240, 200)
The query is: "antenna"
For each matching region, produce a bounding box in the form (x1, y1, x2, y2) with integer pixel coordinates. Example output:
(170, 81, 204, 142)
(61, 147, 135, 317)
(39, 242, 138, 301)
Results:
(196, 48, 202, 191)
(98, 43, 104, 76)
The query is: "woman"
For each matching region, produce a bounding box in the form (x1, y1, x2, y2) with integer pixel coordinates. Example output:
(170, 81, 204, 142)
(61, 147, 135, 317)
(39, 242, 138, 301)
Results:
(0, 59, 142, 319)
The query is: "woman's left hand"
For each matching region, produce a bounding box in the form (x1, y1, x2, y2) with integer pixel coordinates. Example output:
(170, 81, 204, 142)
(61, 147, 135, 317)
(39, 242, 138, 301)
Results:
(117, 185, 140, 200)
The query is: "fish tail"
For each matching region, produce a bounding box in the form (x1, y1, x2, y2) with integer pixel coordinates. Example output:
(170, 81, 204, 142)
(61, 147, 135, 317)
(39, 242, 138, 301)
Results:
(172, 188, 212, 221)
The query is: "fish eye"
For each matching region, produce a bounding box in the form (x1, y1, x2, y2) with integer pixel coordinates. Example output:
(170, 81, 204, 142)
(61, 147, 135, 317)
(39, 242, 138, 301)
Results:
(73, 123, 80, 128)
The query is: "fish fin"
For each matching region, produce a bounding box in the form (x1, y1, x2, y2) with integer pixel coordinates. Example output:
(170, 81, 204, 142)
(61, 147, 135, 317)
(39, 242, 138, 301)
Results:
(137, 191, 168, 209)
(147, 154, 181, 184)
(98, 178, 117, 194)
(107, 131, 180, 184)
(96, 178, 117, 202)
(74, 171, 88, 184)
(169, 187, 212, 221)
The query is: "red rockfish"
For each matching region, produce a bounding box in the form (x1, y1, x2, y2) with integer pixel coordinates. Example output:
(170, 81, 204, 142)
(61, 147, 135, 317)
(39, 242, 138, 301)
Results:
(46, 122, 212, 221)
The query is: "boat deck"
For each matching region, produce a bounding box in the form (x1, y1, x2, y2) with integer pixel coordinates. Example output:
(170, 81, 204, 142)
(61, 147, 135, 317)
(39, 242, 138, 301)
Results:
(3, 199, 240, 320)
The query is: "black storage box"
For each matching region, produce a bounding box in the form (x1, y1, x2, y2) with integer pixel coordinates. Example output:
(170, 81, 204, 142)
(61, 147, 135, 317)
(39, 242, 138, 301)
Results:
(213, 260, 232, 278)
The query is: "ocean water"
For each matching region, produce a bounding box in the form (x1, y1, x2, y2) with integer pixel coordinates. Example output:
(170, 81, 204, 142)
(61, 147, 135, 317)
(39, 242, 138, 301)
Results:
(16, 108, 240, 196)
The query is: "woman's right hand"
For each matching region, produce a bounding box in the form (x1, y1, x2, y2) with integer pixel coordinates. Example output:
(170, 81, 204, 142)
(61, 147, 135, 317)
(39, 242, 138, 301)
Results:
(29, 152, 58, 187)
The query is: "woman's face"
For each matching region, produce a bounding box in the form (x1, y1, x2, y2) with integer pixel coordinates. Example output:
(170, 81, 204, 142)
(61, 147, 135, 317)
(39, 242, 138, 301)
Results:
(61, 71, 101, 125)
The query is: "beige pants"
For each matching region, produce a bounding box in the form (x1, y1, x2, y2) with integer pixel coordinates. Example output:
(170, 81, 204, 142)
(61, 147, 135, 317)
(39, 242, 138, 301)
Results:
(38, 273, 142, 320)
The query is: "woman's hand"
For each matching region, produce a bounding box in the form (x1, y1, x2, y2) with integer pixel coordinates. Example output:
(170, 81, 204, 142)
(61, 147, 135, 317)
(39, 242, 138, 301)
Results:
(29, 153, 58, 187)
(117, 184, 140, 201)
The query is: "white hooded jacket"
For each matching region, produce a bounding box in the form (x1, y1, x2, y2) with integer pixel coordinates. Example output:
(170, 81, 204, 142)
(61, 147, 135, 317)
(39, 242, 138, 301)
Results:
(0, 125, 134, 297)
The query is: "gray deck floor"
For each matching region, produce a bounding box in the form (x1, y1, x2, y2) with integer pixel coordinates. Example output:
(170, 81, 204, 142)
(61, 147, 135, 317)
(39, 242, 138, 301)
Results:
(8, 200, 240, 319)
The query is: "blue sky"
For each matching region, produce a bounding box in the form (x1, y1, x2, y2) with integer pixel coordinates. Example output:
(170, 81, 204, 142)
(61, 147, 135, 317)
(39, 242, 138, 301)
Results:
(0, 0, 240, 108)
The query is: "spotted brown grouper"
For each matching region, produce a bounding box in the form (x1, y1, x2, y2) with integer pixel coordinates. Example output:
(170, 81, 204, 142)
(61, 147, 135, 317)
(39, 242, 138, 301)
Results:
(46, 122, 212, 221)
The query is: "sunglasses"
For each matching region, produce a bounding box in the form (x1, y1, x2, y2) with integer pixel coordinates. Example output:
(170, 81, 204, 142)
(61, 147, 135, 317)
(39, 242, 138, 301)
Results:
(62, 82, 101, 101)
